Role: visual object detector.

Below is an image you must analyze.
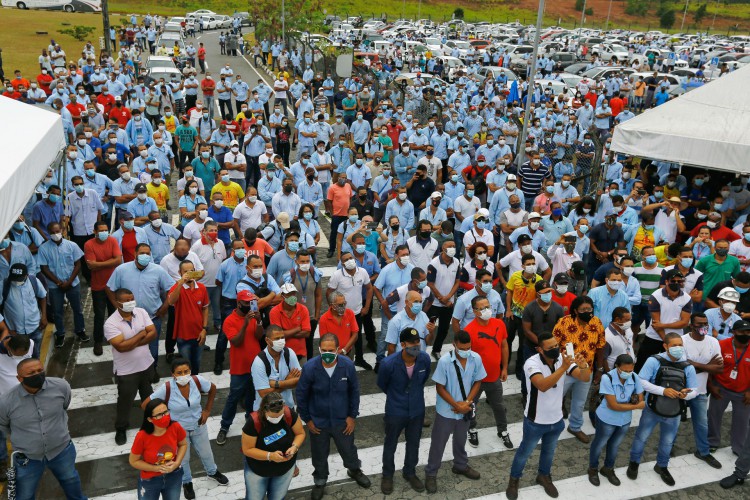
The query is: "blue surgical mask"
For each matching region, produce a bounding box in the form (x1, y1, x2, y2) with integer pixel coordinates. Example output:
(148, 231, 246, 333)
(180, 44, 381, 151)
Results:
(48, 194, 61, 203)
(12, 222, 24, 231)
(715, 203, 724, 211)
(348, 215, 358, 223)
(695, 179, 705, 186)
(540, 292, 552, 303)
(735, 286, 749, 294)
(466, 190, 474, 198)
(481, 282, 492, 294)
(410, 302, 423, 314)
(122, 220, 134, 230)
(356, 244, 366, 254)
(552, 208, 563, 217)
(609, 189, 619, 197)
(668, 346, 684, 359)
(457, 348, 471, 359)
(578, 224, 589, 234)
(136, 254, 152, 266)
(97, 231, 109, 241)
(417, 280, 427, 290)
(681, 258, 694, 268)
(645, 255, 658, 265)
(618, 369, 633, 380)
(451, 174, 459, 183)
(546, 186, 554, 194)
(235, 249, 246, 260)
(303, 212, 313, 220)
(654, 191, 664, 199)
(744, 233, 750, 243)
(288, 241, 299, 253)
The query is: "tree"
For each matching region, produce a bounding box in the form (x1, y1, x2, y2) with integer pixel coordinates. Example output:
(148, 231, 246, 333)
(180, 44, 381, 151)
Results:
(248, 0, 324, 40)
(660, 9, 676, 28)
(575, 0, 585, 11)
(695, 3, 708, 23)
(625, 0, 650, 16)
(58, 25, 96, 42)
(453, 8, 465, 19)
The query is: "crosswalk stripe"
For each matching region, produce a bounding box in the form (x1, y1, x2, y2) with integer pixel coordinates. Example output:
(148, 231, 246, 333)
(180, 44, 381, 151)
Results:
(467, 447, 735, 500)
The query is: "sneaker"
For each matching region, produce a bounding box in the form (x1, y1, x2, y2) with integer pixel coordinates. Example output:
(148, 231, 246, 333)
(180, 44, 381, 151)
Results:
(499, 431, 513, 449)
(115, 429, 127, 446)
(588, 467, 600, 486)
(54, 335, 65, 348)
(93, 342, 103, 356)
(216, 429, 227, 445)
(311, 484, 325, 500)
(694, 451, 722, 469)
(355, 358, 373, 370)
(451, 466, 480, 480)
(626, 461, 639, 480)
(183, 482, 196, 500)
(720, 474, 745, 489)
(76, 331, 90, 342)
(506, 477, 519, 500)
(381, 476, 394, 495)
(599, 466, 621, 486)
(535, 474, 559, 498)
(208, 470, 229, 485)
(347, 469, 371, 488)
(425, 475, 437, 494)
(467, 428, 479, 448)
(213, 364, 223, 376)
(404, 475, 425, 492)
(653, 465, 675, 486)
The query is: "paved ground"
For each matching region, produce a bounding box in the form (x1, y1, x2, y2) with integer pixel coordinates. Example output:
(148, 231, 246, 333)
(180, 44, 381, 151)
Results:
(31, 28, 750, 500)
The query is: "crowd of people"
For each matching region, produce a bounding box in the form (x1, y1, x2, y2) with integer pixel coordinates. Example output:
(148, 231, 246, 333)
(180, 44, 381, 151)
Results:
(1, 18, 750, 500)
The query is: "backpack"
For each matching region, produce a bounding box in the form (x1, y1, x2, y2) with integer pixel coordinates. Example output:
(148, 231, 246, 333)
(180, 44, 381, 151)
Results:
(163, 375, 201, 404)
(1, 274, 41, 313)
(239, 274, 272, 327)
(646, 356, 688, 418)
(466, 164, 488, 195)
(257, 348, 291, 377)
(249, 406, 293, 433)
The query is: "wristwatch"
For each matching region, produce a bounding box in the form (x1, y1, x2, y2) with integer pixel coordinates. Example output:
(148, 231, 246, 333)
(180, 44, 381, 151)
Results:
(597, 367, 604, 373)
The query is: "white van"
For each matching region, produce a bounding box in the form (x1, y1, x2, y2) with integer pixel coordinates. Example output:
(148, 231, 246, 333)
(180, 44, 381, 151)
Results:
(1, 0, 101, 12)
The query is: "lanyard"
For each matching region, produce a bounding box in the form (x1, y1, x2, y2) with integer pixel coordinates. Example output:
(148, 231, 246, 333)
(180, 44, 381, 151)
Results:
(732, 341, 749, 371)
(298, 270, 310, 295)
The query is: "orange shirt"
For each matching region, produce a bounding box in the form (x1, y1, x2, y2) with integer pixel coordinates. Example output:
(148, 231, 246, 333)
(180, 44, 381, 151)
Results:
(243, 239, 274, 271)
(170, 282, 209, 340)
(327, 183, 352, 216)
(318, 309, 358, 349)
(465, 318, 507, 382)
(552, 315, 606, 367)
(269, 303, 311, 357)
(84, 237, 122, 291)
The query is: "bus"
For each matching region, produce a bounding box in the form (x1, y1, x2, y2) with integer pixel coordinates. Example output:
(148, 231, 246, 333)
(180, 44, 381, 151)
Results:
(1, 0, 101, 13)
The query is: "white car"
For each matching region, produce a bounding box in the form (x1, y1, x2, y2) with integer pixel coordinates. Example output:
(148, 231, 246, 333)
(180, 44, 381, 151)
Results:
(441, 56, 466, 82)
(186, 9, 215, 19)
(146, 56, 176, 70)
(444, 40, 472, 58)
(199, 15, 232, 30)
(591, 44, 630, 63)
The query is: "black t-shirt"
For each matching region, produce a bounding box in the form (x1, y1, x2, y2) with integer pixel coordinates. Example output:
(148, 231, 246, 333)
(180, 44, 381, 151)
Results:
(243, 409, 299, 477)
(521, 300, 565, 347)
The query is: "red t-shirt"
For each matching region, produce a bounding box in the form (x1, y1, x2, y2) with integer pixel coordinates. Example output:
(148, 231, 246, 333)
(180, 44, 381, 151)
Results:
(464, 318, 507, 382)
(715, 338, 750, 392)
(131, 422, 187, 479)
(269, 303, 311, 357)
(121, 230, 138, 263)
(552, 291, 576, 316)
(170, 283, 209, 340)
(318, 309, 358, 349)
(110, 106, 132, 128)
(223, 311, 262, 374)
(609, 97, 624, 117)
(83, 236, 122, 291)
(689, 223, 740, 242)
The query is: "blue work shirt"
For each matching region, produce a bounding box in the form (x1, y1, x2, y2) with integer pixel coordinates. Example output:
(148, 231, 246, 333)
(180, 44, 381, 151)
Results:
(596, 368, 643, 426)
(452, 289, 505, 329)
(7, 227, 44, 274)
(151, 375, 212, 431)
(639, 352, 699, 400)
(207, 206, 233, 245)
(126, 197, 158, 220)
(251, 347, 302, 410)
(374, 261, 414, 300)
(0, 276, 46, 333)
(32, 200, 63, 238)
(38, 239, 84, 289)
(377, 350, 431, 418)
(296, 355, 360, 428)
(386, 310, 431, 351)
(216, 256, 247, 300)
(444, 180, 465, 203)
(384, 199, 415, 232)
(0, 243, 35, 283)
(106, 261, 175, 317)
(588, 285, 632, 326)
(704, 307, 740, 340)
(110, 178, 139, 210)
(144, 223, 182, 264)
(266, 250, 296, 286)
(432, 350, 487, 420)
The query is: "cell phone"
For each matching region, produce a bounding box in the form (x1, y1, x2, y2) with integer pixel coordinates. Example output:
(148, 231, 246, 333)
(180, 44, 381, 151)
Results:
(185, 270, 202, 280)
(249, 299, 259, 313)
(638, 189, 647, 195)
(367, 222, 378, 230)
(429, 316, 438, 323)
(565, 342, 574, 358)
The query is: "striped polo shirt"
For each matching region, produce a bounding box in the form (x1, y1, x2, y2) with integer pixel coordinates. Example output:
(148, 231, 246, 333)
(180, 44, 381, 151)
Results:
(633, 262, 664, 304)
(518, 162, 552, 199)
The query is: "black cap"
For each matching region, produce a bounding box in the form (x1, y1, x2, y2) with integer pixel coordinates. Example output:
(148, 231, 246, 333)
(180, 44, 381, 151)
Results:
(535, 280, 552, 293)
(734, 320, 750, 331)
(8, 263, 27, 282)
(517, 234, 532, 243)
(135, 183, 147, 193)
(400, 327, 420, 343)
(554, 272, 570, 285)
(664, 269, 684, 281)
(571, 261, 586, 278)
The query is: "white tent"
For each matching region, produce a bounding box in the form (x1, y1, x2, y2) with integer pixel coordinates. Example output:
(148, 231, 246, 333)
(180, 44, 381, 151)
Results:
(0, 96, 65, 237)
(610, 64, 750, 172)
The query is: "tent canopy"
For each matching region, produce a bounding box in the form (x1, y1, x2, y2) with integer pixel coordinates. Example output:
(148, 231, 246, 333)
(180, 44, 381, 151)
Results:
(610, 64, 750, 173)
(0, 96, 65, 237)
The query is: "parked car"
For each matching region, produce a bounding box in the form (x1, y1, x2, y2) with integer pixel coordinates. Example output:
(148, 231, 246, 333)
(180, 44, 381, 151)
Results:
(145, 56, 176, 71)
(186, 9, 215, 19)
(144, 67, 182, 85)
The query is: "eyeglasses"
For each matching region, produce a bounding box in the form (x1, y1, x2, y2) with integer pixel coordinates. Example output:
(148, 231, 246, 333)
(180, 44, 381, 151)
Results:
(152, 409, 170, 419)
(475, 252, 487, 256)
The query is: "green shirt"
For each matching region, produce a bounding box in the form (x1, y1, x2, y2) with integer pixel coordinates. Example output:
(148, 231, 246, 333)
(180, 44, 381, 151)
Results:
(342, 97, 357, 117)
(378, 136, 393, 162)
(175, 125, 198, 152)
(695, 255, 741, 298)
(633, 262, 664, 304)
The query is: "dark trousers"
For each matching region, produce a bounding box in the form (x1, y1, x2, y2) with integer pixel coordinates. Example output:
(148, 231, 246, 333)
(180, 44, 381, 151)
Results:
(70, 233, 93, 282)
(430, 305, 454, 354)
(505, 315, 522, 377)
(178, 150, 195, 172)
(328, 216, 346, 256)
(309, 425, 362, 486)
(166, 306, 177, 355)
(215, 297, 236, 368)
(220, 373, 254, 431)
(470, 378, 508, 433)
(186, 94, 197, 110)
(354, 313, 367, 360)
(246, 155, 261, 188)
(305, 318, 318, 362)
(218, 98, 233, 120)
(115, 368, 153, 430)
(635, 336, 664, 373)
(382, 413, 424, 478)
(92, 289, 115, 344)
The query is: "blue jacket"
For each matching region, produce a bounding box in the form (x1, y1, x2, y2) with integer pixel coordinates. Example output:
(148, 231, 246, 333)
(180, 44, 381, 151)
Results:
(377, 350, 431, 418)
(296, 355, 360, 429)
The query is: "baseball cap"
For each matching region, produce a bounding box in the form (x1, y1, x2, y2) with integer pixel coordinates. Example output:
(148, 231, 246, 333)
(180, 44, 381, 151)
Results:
(554, 272, 570, 285)
(528, 212, 541, 219)
(276, 212, 291, 229)
(477, 154, 486, 161)
(230, 139, 239, 146)
(430, 192, 442, 199)
(571, 261, 586, 278)
(535, 280, 552, 292)
(237, 290, 257, 302)
(399, 327, 420, 343)
(114, 95, 122, 101)
(8, 263, 28, 282)
(135, 183, 147, 193)
(734, 320, 750, 331)
(668, 196, 682, 203)
(507, 174, 517, 181)
(280, 283, 297, 294)
(664, 269, 684, 281)
(145, 156, 156, 163)
(517, 234, 532, 243)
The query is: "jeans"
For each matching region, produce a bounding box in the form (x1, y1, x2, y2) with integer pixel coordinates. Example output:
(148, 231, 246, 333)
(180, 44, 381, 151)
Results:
(425, 413, 470, 476)
(220, 374, 254, 431)
(215, 298, 236, 368)
(244, 461, 294, 500)
(137, 468, 183, 500)
(182, 424, 217, 483)
(24, 328, 42, 359)
(148, 316, 163, 367)
(92, 289, 116, 344)
(115, 368, 153, 431)
(206, 286, 221, 329)
(629, 406, 680, 467)
(382, 414, 424, 478)
(563, 372, 592, 432)
(470, 378, 508, 433)
(177, 339, 202, 375)
(309, 425, 361, 486)
(708, 385, 750, 455)
(49, 284, 85, 337)
(376, 314, 390, 363)
(510, 417, 565, 478)
(16, 442, 87, 500)
(589, 418, 630, 469)
(688, 393, 710, 456)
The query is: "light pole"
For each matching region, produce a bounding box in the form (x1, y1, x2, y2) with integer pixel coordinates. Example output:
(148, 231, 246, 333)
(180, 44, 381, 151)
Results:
(681, 0, 690, 32)
(102, 0, 111, 54)
(518, 0, 545, 169)
(605, 0, 613, 30)
(578, 0, 587, 38)
(281, 0, 286, 45)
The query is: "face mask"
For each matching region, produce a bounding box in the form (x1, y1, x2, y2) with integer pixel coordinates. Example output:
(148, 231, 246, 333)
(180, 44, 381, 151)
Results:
(269, 337, 287, 353)
(444, 247, 456, 258)
(248, 195, 257, 203)
(577, 311, 593, 323)
(456, 348, 471, 359)
(668, 282, 681, 292)
(735, 334, 750, 344)
(151, 414, 171, 428)
(543, 347, 560, 362)
(121, 300, 137, 313)
(266, 414, 284, 424)
(343, 258, 357, 271)
(400, 255, 411, 266)
(320, 350, 337, 364)
(668, 346, 684, 359)
(149, 218, 163, 229)
(523, 263, 537, 274)
(529, 222, 540, 231)
(188, 186, 198, 195)
(607, 280, 623, 291)
(49, 232, 63, 242)
(403, 345, 421, 357)
(251, 268, 263, 279)
(22, 372, 46, 389)
(175, 374, 192, 386)
(716, 248, 729, 257)
(137, 254, 151, 266)
(721, 301, 737, 314)
(198, 210, 208, 219)
(540, 292, 552, 303)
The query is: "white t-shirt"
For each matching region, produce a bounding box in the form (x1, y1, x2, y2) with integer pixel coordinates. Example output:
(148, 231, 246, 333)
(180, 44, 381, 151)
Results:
(729, 239, 750, 272)
(233, 201, 267, 234)
(327, 267, 370, 315)
(463, 227, 494, 261)
(524, 353, 577, 425)
(681, 333, 721, 394)
(191, 240, 227, 288)
(500, 249, 550, 277)
(182, 218, 210, 246)
(223, 151, 247, 180)
(454, 196, 481, 220)
(604, 325, 635, 369)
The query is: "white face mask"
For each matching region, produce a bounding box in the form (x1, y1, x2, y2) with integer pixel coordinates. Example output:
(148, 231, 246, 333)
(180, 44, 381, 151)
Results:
(175, 374, 191, 386)
(271, 338, 286, 352)
(343, 259, 357, 270)
(214, 200, 224, 209)
(398, 192, 407, 201)
(520, 245, 532, 255)
(479, 307, 492, 321)
(529, 222, 540, 231)
(121, 300, 137, 312)
(617, 320, 633, 331)
(524, 264, 537, 274)
(723, 302, 737, 314)
(198, 210, 208, 219)
(266, 414, 284, 424)
(298, 263, 310, 273)
(399, 255, 411, 266)
(445, 248, 456, 258)
(50, 233, 63, 242)
(151, 219, 163, 228)
(556, 285, 568, 295)
(251, 268, 263, 279)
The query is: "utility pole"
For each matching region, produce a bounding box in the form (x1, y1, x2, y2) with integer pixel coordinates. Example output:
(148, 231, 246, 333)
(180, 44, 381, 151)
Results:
(605, 0, 613, 31)
(579, 0, 587, 38)
(102, 0, 111, 54)
(282, 0, 286, 45)
(518, 0, 545, 169)
(681, 0, 690, 32)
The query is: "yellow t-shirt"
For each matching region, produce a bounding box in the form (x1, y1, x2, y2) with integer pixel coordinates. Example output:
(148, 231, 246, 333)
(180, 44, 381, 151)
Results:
(663, 186, 681, 200)
(506, 271, 541, 318)
(146, 183, 170, 211)
(210, 182, 245, 210)
(654, 245, 677, 267)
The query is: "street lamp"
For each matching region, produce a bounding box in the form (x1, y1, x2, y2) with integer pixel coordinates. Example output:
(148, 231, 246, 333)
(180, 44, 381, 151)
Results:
(681, 0, 690, 32)
(518, 0, 546, 169)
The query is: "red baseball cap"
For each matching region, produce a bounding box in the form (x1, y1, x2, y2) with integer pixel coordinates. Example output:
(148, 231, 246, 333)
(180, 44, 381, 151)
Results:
(237, 290, 257, 302)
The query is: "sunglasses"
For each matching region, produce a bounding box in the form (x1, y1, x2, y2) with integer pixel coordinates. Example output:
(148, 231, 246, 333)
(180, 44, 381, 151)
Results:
(266, 402, 284, 412)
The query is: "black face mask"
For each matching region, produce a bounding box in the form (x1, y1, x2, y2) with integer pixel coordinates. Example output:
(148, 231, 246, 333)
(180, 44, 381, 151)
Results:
(577, 311, 593, 323)
(238, 304, 251, 315)
(716, 248, 729, 257)
(668, 282, 681, 292)
(432, 199, 440, 206)
(391, 225, 400, 232)
(175, 254, 187, 261)
(735, 334, 750, 344)
(306, 174, 315, 181)
(23, 372, 45, 389)
(543, 347, 560, 362)
(419, 231, 431, 239)
(283, 185, 293, 193)
(359, 194, 367, 201)
(511, 202, 521, 209)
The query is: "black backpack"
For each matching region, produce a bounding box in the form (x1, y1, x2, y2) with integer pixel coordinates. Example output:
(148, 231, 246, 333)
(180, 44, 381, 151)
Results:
(1, 274, 41, 313)
(466, 164, 488, 195)
(257, 348, 291, 376)
(646, 356, 688, 418)
(239, 274, 272, 327)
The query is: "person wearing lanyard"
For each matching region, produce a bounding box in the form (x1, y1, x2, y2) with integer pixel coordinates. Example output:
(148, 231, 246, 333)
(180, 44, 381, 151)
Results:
(143, 359, 229, 499)
(707, 320, 750, 456)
